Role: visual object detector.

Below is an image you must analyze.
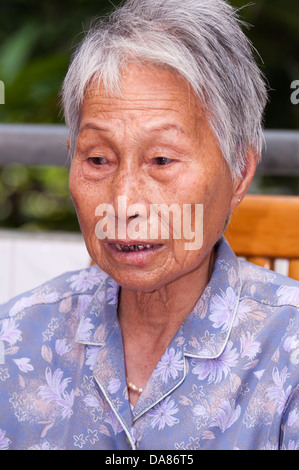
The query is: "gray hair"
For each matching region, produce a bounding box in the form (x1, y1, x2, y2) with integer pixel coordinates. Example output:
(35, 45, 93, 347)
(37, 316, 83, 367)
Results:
(62, 0, 267, 179)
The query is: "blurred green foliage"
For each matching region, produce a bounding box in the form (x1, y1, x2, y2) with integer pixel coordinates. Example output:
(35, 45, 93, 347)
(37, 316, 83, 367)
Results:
(0, 0, 118, 124)
(0, 0, 298, 231)
(1, 0, 298, 128)
(232, 0, 299, 130)
(0, 164, 78, 231)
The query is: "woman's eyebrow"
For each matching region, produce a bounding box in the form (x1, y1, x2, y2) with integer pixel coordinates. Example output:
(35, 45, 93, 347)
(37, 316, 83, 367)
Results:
(79, 122, 110, 133)
(148, 123, 185, 135)
(80, 122, 186, 136)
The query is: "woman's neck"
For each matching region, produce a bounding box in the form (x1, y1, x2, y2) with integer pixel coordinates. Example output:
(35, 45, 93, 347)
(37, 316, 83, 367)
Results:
(118, 246, 216, 344)
(117, 247, 216, 406)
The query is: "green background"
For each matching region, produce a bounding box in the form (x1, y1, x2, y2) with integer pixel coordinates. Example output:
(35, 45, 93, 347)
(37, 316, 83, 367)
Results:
(0, 0, 298, 231)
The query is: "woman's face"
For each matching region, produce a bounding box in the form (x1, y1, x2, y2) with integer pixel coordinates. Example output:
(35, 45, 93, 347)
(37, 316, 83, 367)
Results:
(69, 64, 241, 292)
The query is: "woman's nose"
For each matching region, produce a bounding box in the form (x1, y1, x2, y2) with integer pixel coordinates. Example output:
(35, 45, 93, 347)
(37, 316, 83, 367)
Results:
(110, 163, 148, 222)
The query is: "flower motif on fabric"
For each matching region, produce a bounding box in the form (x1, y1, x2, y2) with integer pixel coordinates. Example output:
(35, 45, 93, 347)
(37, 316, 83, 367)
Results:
(77, 317, 95, 343)
(55, 339, 71, 356)
(0, 368, 9, 382)
(192, 341, 238, 384)
(209, 287, 238, 331)
(154, 348, 184, 383)
(283, 335, 299, 365)
(83, 393, 104, 422)
(106, 279, 119, 305)
(28, 441, 60, 450)
(276, 285, 299, 308)
(85, 346, 101, 371)
(76, 295, 94, 319)
(282, 440, 299, 451)
(0, 318, 22, 346)
(148, 396, 179, 430)
(107, 378, 121, 394)
(67, 266, 107, 292)
(210, 399, 241, 433)
(8, 290, 60, 318)
(240, 332, 261, 360)
(209, 287, 251, 332)
(266, 366, 292, 415)
(104, 409, 124, 435)
(12, 358, 34, 373)
(38, 367, 75, 419)
(287, 408, 299, 427)
(73, 433, 85, 449)
(42, 317, 59, 342)
(190, 383, 204, 400)
(0, 428, 10, 450)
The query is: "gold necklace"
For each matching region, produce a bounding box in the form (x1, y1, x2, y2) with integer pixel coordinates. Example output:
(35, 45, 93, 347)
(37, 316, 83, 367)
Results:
(127, 379, 143, 395)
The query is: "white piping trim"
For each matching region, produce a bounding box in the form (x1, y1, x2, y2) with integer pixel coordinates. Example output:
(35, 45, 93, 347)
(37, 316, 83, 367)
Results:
(132, 357, 187, 422)
(93, 375, 137, 450)
(184, 258, 243, 361)
(75, 340, 105, 346)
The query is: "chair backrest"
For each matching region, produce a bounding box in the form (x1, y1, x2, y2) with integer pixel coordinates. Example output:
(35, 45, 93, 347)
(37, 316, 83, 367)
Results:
(224, 194, 299, 281)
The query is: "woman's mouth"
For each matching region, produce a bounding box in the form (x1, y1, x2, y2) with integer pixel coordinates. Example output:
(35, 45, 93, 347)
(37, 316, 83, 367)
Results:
(114, 243, 155, 252)
(105, 241, 164, 266)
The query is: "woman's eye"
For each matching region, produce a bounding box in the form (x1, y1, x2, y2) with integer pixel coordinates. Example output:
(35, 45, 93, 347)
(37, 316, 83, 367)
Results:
(154, 157, 173, 166)
(88, 156, 107, 165)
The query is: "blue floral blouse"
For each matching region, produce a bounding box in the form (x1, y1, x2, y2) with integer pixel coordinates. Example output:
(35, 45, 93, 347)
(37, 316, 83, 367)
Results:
(0, 237, 298, 450)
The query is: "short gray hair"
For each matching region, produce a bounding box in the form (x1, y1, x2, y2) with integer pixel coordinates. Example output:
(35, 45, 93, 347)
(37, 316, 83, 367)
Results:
(62, 0, 267, 179)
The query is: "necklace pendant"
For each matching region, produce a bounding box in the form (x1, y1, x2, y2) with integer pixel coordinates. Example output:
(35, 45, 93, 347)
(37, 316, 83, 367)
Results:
(127, 379, 143, 395)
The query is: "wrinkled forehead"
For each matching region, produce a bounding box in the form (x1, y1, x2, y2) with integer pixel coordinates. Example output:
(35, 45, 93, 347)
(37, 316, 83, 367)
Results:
(79, 63, 203, 134)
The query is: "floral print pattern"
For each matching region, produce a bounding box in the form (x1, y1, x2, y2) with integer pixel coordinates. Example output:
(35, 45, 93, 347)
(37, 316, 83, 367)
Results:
(0, 237, 298, 450)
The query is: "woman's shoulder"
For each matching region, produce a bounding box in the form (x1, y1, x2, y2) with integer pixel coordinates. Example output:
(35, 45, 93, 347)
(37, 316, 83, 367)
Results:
(0, 264, 109, 322)
(238, 258, 299, 310)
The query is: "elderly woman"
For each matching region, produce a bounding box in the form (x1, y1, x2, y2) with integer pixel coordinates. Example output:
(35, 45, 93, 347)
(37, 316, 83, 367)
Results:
(0, 0, 298, 451)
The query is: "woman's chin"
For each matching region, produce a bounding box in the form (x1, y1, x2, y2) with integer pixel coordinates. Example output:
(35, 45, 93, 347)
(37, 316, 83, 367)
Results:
(105, 267, 169, 293)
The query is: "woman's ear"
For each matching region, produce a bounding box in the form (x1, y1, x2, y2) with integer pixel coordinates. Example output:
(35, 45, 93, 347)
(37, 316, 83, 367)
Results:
(230, 148, 259, 211)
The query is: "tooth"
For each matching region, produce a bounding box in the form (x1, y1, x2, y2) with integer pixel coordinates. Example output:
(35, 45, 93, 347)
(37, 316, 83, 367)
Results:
(115, 243, 155, 252)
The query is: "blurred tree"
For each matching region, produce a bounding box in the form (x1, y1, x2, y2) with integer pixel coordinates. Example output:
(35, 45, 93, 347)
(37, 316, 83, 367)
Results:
(0, 0, 298, 128)
(0, 164, 78, 231)
(0, 0, 123, 124)
(231, 0, 299, 130)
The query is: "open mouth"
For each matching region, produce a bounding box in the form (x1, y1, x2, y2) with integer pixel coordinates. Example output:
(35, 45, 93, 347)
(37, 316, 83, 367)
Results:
(106, 241, 164, 266)
(114, 243, 155, 252)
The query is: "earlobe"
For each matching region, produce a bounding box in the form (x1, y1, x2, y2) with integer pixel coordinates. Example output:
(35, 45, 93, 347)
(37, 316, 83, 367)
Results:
(67, 138, 74, 164)
(230, 148, 259, 211)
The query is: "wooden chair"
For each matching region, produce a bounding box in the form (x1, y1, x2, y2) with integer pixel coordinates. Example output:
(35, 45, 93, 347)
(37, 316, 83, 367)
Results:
(224, 194, 299, 281)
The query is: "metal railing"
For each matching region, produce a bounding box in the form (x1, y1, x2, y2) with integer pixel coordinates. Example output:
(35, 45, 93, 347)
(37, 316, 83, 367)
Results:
(0, 123, 299, 175)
